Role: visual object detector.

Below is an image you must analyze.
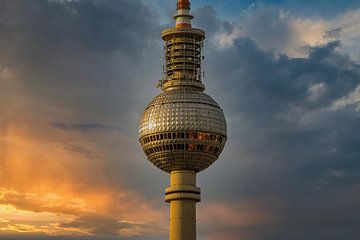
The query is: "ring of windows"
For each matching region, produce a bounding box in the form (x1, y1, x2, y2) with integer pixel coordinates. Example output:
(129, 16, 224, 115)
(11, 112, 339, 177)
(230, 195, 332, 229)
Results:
(140, 131, 225, 145)
(144, 143, 220, 156)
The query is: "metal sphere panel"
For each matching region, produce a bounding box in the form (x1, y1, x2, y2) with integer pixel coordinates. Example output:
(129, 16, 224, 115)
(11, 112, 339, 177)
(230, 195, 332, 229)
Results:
(139, 89, 227, 137)
(139, 88, 227, 172)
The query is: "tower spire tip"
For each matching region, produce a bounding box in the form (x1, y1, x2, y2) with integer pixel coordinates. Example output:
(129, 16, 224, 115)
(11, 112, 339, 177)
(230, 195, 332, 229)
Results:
(177, 0, 191, 10)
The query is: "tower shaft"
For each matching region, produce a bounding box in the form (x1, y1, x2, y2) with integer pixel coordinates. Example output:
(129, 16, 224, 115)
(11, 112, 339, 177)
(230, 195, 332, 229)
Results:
(165, 170, 200, 240)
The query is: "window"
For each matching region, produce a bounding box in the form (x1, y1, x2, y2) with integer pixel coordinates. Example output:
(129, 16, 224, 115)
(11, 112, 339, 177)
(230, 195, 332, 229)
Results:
(209, 146, 214, 153)
(198, 132, 206, 140)
(197, 145, 204, 151)
(205, 145, 211, 152)
(188, 144, 196, 151)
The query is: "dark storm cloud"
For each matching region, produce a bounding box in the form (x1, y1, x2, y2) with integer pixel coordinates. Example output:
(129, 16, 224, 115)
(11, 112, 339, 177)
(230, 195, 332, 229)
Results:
(192, 5, 232, 36)
(195, 6, 360, 239)
(0, 0, 166, 195)
(193, 5, 299, 55)
(194, 0, 360, 18)
(220, 40, 359, 115)
(238, 6, 293, 52)
(0, 0, 156, 56)
(0, 0, 162, 128)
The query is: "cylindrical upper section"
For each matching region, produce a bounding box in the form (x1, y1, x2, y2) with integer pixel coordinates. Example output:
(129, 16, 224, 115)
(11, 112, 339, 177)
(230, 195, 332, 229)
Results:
(161, 29, 205, 91)
(157, 0, 206, 91)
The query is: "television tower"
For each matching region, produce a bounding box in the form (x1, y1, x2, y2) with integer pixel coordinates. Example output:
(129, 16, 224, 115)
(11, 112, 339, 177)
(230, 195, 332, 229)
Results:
(139, 1, 227, 239)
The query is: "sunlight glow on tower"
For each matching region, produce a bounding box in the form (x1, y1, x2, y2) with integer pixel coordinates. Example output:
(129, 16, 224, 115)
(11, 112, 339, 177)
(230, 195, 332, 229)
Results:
(139, 1, 227, 239)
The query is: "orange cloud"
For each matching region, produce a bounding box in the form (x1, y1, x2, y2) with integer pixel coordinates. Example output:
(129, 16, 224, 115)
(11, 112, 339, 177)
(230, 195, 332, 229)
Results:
(0, 119, 167, 237)
(0, 204, 79, 235)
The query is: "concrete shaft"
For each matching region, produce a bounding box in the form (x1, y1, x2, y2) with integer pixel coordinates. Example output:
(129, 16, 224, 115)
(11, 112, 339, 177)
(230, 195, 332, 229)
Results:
(165, 170, 200, 240)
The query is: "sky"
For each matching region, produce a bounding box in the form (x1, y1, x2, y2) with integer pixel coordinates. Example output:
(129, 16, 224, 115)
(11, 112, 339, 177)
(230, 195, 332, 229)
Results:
(0, 0, 360, 239)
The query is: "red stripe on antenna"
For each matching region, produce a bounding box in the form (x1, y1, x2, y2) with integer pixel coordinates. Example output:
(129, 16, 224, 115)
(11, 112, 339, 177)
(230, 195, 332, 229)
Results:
(176, 23, 192, 28)
(177, 0, 191, 10)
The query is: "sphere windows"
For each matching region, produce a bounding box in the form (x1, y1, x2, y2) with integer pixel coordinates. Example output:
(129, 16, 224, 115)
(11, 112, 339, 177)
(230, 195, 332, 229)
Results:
(144, 143, 220, 156)
(140, 131, 226, 145)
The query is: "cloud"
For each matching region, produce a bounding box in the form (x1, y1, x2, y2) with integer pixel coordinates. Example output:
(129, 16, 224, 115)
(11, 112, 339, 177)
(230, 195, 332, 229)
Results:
(193, 5, 233, 36)
(0, 0, 167, 238)
(0, 0, 163, 133)
(1, 0, 360, 239)
(196, 7, 360, 238)
(205, 5, 360, 61)
(203, 5, 327, 56)
(324, 27, 342, 40)
(0, 184, 166, 236)
(51, 123, 120, 132)
(59, 214, 137, 236)
(332, 85, 360, 111)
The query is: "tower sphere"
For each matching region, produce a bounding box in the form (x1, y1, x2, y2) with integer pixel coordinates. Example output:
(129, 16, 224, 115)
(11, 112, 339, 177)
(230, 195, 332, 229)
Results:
(139, 88, 227, 172)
